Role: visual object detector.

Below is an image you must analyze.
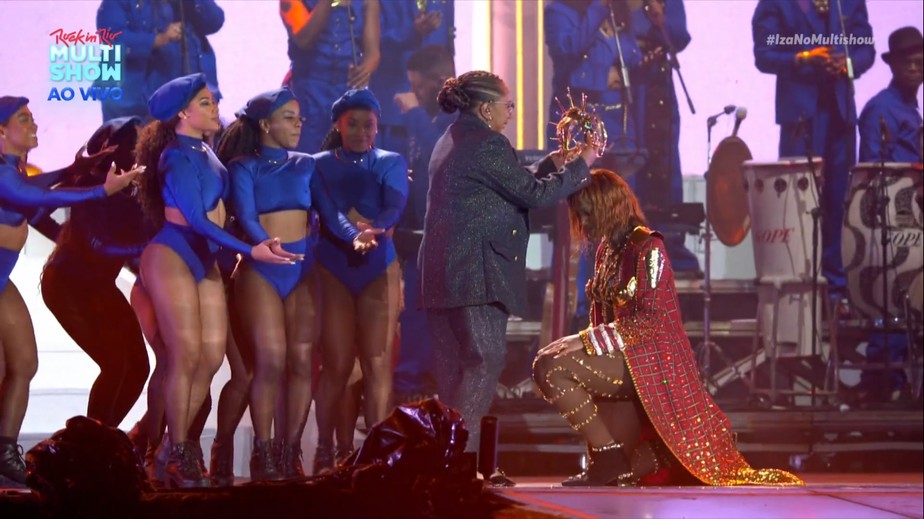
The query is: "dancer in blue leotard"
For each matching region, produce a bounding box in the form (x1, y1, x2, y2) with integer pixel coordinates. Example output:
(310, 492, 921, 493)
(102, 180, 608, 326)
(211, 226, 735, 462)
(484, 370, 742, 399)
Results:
(135, 74, 299, 488)
(311, 88, 408, 472)
(0, 96, 140, 487)
(209, 87, 319, 482)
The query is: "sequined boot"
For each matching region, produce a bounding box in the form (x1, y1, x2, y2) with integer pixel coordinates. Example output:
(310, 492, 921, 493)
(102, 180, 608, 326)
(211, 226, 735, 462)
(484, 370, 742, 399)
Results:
(249, 439, 282, 482)
(209, 437, 234, 486)
(561, 442, 633, 487)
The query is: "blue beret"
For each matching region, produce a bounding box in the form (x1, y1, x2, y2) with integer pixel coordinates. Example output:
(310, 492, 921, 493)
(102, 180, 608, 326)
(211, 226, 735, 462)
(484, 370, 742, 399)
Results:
(87, 116, 142, 155)
(0, 96, 29, 125)
(330, 88, 381, 122)
(147, 73, 209, 121)
(236, 88, 297, 121)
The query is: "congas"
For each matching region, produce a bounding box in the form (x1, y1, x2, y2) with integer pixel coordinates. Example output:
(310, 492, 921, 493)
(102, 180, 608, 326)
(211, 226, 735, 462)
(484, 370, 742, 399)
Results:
(743, 158, 823, 283)
(842, 162, 924, 322)
(743, 158, 824, 356)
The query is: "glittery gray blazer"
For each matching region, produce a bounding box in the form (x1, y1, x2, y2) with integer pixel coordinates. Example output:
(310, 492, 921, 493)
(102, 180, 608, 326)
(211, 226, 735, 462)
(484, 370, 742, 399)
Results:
(418, 112, 590, 316)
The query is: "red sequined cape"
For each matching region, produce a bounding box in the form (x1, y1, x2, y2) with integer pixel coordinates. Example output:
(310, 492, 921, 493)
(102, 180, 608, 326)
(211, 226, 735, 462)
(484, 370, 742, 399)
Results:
(588, 227, 802, 486)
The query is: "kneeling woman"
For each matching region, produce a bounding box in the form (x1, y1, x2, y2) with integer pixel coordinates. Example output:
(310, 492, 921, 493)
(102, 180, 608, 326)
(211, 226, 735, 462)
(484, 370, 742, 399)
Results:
(216, 88, 318, 481)
(135, 74, 299, 488)
(532, 169, 803, 487)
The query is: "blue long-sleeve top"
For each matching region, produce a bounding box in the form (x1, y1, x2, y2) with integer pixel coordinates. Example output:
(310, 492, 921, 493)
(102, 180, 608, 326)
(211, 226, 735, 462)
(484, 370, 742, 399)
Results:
(95, 0, 175, 103)
(228, 145, 316, 243)
(545, 0, 642, 99)
(0, 155, 106, 227)
(311, 147, 409, 243)
(859, 81, 923, 163)
(288, 0, 367, 78)
(160, 134, 253, 256)
(400, 108, 455, 231)
(752, 0, 874, 125)
(630, 0, 691, 54)
(159, 0, 225, 100)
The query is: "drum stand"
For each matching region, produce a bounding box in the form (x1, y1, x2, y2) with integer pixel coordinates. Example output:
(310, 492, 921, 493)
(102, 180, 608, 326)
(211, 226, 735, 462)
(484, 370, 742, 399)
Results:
(697, 130, 748, 392)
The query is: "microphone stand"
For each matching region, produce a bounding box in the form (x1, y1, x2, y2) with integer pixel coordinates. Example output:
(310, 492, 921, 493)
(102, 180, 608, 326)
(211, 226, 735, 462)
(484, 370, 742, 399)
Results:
(802, 118, 822, 407)
(609, 6, 633, 135)
(877, 125, 892, 376)
(652, 18, 695, 114)
(178, 0, 190, 75)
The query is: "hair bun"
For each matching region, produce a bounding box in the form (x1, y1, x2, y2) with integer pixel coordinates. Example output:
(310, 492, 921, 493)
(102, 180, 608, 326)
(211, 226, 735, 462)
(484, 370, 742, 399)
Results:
(437, 76, 470, 114)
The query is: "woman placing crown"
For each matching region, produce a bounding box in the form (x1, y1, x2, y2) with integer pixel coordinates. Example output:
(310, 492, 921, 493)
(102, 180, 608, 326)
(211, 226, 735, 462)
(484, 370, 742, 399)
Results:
(418, 71, 601, 466)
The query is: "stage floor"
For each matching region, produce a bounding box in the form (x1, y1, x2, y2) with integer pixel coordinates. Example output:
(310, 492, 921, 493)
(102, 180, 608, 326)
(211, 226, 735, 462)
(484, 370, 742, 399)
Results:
(500, 474, 924, 519)
(2, 473, 922, 518)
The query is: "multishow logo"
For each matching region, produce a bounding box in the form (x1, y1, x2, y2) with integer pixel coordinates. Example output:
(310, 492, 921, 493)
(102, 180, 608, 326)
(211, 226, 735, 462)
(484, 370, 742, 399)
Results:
(47, 28, 124, 102)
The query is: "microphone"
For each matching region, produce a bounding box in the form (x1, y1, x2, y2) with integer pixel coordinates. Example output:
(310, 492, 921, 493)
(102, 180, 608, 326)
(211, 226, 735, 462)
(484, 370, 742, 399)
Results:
(706, 104, 735, 129)
(731, 107, 747, 138)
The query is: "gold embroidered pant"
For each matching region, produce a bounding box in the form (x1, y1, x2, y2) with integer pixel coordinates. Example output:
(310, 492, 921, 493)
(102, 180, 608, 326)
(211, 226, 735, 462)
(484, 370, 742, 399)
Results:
(532, 351, 664, 478)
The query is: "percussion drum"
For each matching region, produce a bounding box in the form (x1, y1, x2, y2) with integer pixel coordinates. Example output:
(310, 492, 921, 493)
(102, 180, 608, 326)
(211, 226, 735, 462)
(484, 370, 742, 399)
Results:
(743, 158, 824, 356)
(842, 162, 924, 322)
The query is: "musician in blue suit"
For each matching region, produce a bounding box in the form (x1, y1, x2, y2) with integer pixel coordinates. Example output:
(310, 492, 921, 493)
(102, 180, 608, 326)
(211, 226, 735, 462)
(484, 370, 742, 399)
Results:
(629, 0, 699, 275)
(369, 0, 454, 159)
(752, 0, 875, 302)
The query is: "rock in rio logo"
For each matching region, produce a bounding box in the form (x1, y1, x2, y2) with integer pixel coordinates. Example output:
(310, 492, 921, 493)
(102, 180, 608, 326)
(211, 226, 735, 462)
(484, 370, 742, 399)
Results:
(47, 28, 124, 102)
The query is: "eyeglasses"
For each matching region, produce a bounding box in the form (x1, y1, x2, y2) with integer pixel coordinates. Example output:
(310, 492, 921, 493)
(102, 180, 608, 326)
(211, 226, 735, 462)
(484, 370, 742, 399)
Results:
(490, 100, 516, 114)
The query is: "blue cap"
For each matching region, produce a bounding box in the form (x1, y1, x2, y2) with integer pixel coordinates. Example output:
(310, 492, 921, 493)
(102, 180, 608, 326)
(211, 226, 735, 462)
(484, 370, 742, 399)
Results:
(330, 88, 381, 122)
(147, 73, 209, 121)
(87, 116, 142, 155)
(236, 88, 297, 121)
(0, 96, 29, 125)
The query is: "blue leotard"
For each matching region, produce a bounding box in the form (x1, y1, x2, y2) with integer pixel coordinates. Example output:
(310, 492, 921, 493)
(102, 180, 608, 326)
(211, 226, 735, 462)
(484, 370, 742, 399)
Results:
(229, 145, 315, 298)
(148, 134, 253, 282)
(311, 147, 408, 295)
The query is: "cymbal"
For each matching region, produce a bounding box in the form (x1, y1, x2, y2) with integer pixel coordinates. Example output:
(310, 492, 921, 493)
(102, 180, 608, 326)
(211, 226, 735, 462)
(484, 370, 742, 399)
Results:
(707, 136, 752, 247)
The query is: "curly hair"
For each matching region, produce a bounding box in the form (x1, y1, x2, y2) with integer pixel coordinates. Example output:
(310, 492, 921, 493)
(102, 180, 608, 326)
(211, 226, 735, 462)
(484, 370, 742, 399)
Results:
(215, 116, 261, 166)
(568, 168, 647, 248)
(319, 126, 342, 151)
(134, 118, 179, 228)
(437, 70, 506, 114)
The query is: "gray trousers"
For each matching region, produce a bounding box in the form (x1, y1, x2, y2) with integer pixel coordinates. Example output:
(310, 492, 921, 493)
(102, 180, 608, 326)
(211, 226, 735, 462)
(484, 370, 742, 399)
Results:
(427, 304, 509, 452)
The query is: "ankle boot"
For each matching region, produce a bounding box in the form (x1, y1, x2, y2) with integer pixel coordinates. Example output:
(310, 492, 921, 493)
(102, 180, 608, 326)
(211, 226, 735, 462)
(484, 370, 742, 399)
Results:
(126, 421, 147, 463)
(165, 441, 208, 489)
(0, 440, 26, 485)
(153, 435, 171, 484)
(210, 437, 234, 486)
(561, 442, 633, 487)
(279, 442, 305, 479)
(249, 439, 282, 482)
(190, 440, 207, 477)
(313, 443, 334, 475)
(334, 444, 355, 467)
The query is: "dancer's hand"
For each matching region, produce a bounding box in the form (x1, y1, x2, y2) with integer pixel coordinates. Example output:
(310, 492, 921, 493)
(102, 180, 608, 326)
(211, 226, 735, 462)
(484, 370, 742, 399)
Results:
(269, 238, 305, 261)
(353, 221, 385, 253)
(537, 333, 583, 358)
(102, 162, 144, 195)
(252, 238, 298, 264)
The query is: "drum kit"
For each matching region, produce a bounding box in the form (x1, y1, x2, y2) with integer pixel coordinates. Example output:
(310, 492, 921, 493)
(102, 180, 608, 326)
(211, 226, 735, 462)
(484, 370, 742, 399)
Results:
(702, 131, 924, 404)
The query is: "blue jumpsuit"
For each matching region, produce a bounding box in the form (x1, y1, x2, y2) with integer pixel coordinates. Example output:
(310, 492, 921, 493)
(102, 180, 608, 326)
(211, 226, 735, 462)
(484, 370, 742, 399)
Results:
(95, 0, 176, 122)
(229, 145, 316, 298)
(752, 0, 875, 295)
(544, 0, 642, 325)
(149, 134, 254, 282)
(311, 148, 408, 295)
(286, 0, 367, 154)
(369, 0, 455, 158)
(159, 0, 224, 101)
(0, 155, 107, 292)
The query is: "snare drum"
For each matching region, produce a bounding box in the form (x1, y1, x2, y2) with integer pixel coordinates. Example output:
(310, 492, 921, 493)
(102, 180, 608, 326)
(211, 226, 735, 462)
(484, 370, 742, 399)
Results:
(842, 162, 924, 322)
(743, 158, 824, 356)
(743, 158, 823, 283)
